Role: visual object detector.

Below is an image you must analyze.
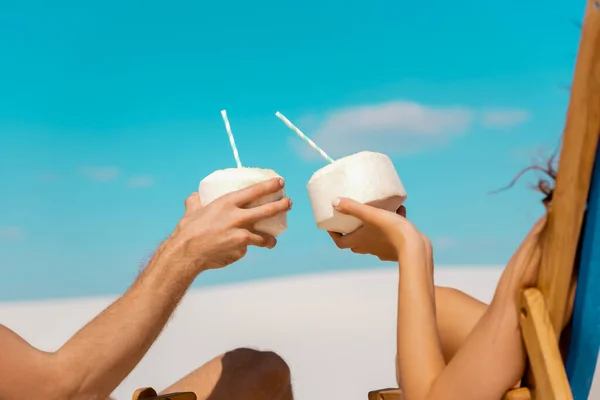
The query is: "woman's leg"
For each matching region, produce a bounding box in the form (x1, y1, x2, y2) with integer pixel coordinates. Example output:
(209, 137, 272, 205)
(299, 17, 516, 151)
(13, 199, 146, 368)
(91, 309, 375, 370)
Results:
(421, 230, 489, 364)
(413, 218, 547, 400)
(434, 287, 488, 363)
(433, 279, 576, 365)
(395, 286, 487, 385)
(395, 233, 490, 384)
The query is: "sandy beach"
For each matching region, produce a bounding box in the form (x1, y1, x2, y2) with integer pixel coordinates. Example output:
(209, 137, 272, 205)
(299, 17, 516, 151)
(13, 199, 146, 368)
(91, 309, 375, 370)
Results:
(1, 266, 598, 399)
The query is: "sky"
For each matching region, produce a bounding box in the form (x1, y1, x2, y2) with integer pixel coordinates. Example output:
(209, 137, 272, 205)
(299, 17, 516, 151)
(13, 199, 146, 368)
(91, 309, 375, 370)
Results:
(0, 0, 587, 301)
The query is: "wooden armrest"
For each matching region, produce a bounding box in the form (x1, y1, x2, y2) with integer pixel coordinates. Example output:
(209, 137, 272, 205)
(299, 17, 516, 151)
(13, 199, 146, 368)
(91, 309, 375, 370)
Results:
(503, 387, 532, 400)
(368, 388, 402, 400)
(368, 386, 531, 400)
(132, 387, 197, 400)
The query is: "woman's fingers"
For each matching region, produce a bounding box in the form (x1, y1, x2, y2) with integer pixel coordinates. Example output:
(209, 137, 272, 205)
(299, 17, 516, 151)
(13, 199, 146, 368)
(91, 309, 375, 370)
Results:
(351, 247, 368, 254)
(332, 198, 383, 224)
(328, 231, 343, 240)
(328, 231, 352, 249)
(397, 205, 407, 218)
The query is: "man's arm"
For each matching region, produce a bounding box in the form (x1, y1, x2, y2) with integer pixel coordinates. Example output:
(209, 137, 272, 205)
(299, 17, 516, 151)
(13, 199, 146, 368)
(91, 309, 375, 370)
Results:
(0, 178, 290, 400)
(0, 242, 195, 400)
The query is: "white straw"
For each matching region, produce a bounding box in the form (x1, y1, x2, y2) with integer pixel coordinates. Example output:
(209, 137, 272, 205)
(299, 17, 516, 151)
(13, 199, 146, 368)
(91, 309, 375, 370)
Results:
(220, 110, 242, 168)
(275, 111, 334, 163)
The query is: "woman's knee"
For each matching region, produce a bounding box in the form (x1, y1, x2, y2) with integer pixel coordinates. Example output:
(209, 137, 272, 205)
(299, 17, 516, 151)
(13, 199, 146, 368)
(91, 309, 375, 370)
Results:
(435, 286, 468, 306)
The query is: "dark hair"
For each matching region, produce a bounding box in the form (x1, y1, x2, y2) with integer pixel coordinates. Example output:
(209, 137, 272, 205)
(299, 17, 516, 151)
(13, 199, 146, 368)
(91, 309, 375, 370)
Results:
(490, 150, 558, 208)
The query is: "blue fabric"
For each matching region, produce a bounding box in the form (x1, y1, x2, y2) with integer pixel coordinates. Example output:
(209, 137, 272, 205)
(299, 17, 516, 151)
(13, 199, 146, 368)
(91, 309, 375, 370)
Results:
(566, 140, 600, 399)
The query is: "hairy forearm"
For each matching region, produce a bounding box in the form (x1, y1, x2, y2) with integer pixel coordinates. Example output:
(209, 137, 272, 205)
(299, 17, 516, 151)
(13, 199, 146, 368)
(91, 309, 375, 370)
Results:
(54, 241, 196, 399)
(396, 243, 445, 400)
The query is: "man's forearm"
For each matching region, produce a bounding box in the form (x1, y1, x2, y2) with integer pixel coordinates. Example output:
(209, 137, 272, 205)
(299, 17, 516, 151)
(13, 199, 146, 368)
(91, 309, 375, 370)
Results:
(53, 241, 197, 399)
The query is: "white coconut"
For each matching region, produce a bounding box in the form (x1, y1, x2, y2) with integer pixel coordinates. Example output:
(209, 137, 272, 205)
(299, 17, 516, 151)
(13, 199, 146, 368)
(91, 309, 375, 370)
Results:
(198, 168, 287, 237)
(307, 151, 407, 234)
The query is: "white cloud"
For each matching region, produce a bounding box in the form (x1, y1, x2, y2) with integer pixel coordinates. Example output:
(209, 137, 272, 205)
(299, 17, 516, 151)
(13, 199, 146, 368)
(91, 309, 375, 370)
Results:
(79, 166, 120, 182)
(481, 109, 530, 128)
(290, 101, 475, 159)
(0, 227, 26, 241)
(128, 175, 155, 188)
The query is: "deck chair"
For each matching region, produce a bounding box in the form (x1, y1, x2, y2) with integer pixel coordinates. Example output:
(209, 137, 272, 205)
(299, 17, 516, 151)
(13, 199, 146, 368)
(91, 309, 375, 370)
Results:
(369, 1, 600, 399)
(131, 387, 196, 400)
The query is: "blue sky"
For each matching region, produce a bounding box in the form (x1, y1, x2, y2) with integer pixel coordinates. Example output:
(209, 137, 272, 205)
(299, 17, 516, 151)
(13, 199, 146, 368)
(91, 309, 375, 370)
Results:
(0, 0, 586, 301)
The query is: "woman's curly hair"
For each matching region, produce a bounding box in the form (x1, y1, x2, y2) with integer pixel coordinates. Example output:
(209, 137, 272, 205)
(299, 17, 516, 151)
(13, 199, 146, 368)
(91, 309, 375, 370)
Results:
(491, 149, 558, 208)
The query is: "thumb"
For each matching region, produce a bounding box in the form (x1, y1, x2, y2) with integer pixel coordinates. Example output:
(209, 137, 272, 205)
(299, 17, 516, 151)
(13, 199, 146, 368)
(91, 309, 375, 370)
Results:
(332, 197, 381, 224)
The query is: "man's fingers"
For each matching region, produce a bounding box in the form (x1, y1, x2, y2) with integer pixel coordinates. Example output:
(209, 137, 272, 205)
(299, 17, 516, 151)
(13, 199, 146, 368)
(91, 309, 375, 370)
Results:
(227, 178, 285, 206)
(332, 198, 380, 224)
(243, 197, 292, 223)
(184, 192, 203, 213)
(240, 230, 278, 249)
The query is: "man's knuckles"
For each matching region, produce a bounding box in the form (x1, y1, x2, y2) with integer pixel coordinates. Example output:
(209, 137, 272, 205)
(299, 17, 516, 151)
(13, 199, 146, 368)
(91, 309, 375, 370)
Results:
(246, 198, 290, 220)
(231, 230, 253, 245)
(184, 192, 201, 210)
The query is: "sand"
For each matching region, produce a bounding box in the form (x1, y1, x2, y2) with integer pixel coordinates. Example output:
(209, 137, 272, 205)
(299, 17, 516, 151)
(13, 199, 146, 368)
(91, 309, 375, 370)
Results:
(0, 266, 597, 400)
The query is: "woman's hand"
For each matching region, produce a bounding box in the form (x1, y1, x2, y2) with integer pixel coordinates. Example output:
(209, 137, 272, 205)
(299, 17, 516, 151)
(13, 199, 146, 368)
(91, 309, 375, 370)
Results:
(329, 198, 426, 260)
(328, 205, 406, 261)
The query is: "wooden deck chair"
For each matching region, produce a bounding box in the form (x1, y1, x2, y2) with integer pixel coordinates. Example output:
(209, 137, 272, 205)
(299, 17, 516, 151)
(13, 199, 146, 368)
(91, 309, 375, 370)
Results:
(131, 387, 196, 400)
(369, 1, 600, 399)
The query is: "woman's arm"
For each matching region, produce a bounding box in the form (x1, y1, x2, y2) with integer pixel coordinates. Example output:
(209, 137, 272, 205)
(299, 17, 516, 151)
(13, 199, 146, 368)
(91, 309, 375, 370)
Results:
(395, 235, 445, 400)
(330, 198, 447, 399)
(331, 198, 546, 400)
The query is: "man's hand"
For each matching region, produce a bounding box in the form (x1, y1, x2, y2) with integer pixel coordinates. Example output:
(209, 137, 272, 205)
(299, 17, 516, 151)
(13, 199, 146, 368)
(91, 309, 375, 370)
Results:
(167, 177, 292, 274)
(0, 178, 293, 400)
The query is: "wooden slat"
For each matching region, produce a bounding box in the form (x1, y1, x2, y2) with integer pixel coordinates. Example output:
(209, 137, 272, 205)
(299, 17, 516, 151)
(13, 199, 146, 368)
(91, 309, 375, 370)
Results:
(537, 0, 600, 336)
(132, 388, 158, 400)
(367, 388, 402, 400)
(132, 388, 197, 400)
(503, 387, 531, 400)
(519, 288, 573, 400)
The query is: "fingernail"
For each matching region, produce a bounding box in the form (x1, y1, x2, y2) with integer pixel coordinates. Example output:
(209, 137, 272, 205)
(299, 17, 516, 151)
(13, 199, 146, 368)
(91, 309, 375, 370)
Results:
(278, 178, 284, 187)
(288, 198, 293, 210)
(332, 197, 341, 207)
